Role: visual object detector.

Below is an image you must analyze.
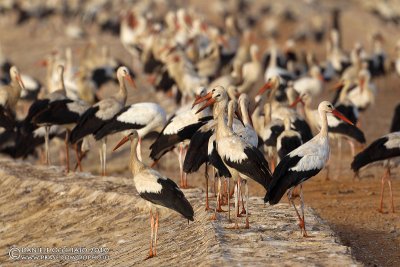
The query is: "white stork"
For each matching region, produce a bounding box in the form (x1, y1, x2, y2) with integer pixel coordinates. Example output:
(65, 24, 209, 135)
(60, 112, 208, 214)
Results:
(265, 101, 353, 237)
(69, 66, 135, 175)
(351, 132, 400, 213)
(346, 68, 376, 112)
(196, 86, 272, 228)
(94, 102, 166, 161)
(113, 130, 194, 259)
(293, 66, 324, 97)
(23, 65, 89, 171)
(149, 87, 212, 188)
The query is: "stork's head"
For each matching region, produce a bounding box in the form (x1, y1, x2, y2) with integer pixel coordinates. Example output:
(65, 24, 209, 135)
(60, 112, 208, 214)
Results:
(113, 130, 139, 151)
(193, 86, 227, 114)
(318, 101, 353, 125)
(117, 66, 136, 89)
(10, 66, 25, 89)
(290, 93, 310, 108)
(256, 76, 280, 96)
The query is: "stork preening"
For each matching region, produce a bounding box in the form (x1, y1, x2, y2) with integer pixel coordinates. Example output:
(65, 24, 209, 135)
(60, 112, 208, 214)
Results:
(265, 101, 354, 236)
(113, 130, 194, 259)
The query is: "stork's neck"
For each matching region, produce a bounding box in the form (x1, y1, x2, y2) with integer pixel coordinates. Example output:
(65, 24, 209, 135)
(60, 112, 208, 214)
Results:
(216, 100, 232, 139)
(269, 47, 278, 68)
(227, 102, 234, 129)
(339, 83, 350, 102)
(239, 101, 250, 126)
(116, 75, 128, 105)
(319, 108, 329, 137)
(58, 70, 66, 94)
(10, 76, 22, 96)
(130, 138, 145, 176)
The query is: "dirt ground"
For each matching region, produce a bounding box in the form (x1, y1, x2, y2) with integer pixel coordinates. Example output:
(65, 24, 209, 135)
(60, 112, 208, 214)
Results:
(0, 1, 399, 266)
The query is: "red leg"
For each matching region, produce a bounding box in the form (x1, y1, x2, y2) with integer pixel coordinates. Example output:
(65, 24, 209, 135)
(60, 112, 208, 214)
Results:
(146, 211, 154, 259)
(205, 164, 210, 211)
(65, 130, 70, 173)
(387, 170, 395, 213)
(154, 212, 159, 256)
(378, 168, 387, 213)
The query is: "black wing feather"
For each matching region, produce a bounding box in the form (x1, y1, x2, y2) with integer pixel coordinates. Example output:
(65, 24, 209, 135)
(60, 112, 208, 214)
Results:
(70, 106, 103, 144)
(390, 104, 400, 133)
(33, 99, 80, 125)
(149, 116, 212, 160)
(183, 129, 213, 173)
(94, 106, 145, 140)
(278, 136, 302, 159)
(265, 155, 321, 204)
(351, 135, 400, 172)
(328, 123, 366, 143)
(140, 178, 194, 221)
(223, 146, 271, 190)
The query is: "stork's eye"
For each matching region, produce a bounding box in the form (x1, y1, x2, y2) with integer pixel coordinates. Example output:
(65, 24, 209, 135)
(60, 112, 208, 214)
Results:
(216, 94, 221, 98)
(212, 89, 216, 92)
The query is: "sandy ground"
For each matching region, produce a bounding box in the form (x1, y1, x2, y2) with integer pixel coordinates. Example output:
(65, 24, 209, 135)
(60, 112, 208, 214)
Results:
(0, 159, 359, 266)
(0, 0, 399, 266)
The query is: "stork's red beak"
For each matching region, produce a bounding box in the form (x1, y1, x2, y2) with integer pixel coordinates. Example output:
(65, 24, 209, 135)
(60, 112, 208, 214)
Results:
(192, 91, 212, 108)
(332, 109, 354, 125)
(256, 82, 272, 96)
(196, 97, 215, 114)
(125, 74, 136, 89)
(318, 74, 325, 82)
(113, 135, 130, 151)
(290, 96, 305, 108)
(359, 77, 365, 91)
(16, 74, 25, 89)
(36, 60, 48, 67)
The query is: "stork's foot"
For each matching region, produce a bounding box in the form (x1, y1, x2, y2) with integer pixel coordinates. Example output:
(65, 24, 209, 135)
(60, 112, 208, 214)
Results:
(209, 213, 217, 221)
(240, 208, 247, 215)
(377, 208, 387, 214)
(145, 252, 154, 260)
(298, 219, 311, 237)
(216, 207, 226, 212)
(244, 219, 250, 229)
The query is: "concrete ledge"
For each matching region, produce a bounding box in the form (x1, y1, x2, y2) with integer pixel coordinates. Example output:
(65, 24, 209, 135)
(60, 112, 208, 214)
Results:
(0, 159, 359, 266)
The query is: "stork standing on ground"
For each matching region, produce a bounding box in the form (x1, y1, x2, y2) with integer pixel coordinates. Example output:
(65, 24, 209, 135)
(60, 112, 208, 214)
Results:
(149, 87, 212, 188)
(351, 132, 400, 213)
(69, 66, 135, 175)
(94, 102, 166, 161)
(265, 101, 354, 237)
(196, 86, 272, 228)
(113, 130, 194, 259)
(22, 65, 88, 170)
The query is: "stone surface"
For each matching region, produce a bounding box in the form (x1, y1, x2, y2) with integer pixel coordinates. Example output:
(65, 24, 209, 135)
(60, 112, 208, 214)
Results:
(0, 159, 360, 266)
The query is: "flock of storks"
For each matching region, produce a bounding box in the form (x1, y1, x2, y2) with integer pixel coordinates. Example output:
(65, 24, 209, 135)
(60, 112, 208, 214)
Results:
(0, 2, 399, 259)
